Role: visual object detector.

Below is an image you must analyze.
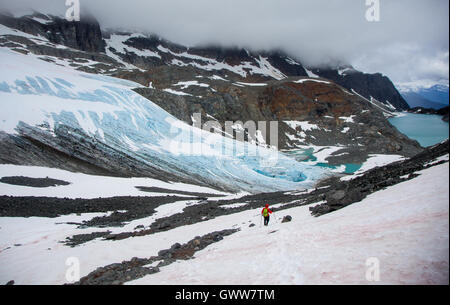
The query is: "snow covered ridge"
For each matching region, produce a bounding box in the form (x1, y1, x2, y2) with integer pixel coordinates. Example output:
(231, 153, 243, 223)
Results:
(293, 78, 331, 85)
(102, 30, 289, 79)
(163, 47, 287, 80)
(0, 47, 328, 193)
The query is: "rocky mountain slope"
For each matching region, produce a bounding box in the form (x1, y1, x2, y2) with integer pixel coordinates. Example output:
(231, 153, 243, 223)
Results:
(407, 106, 449, 122)
(0, 11, 423, 191)
(308, 66, 410, 111)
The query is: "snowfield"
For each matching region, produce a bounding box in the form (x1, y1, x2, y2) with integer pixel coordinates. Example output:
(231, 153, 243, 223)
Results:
(129, 162, 449, 285)
(0, 164, 227, 199)
(0, 162, 448, 285)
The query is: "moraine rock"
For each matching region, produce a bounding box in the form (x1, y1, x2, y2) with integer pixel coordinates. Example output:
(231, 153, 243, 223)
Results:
(281, 215, 292, 223)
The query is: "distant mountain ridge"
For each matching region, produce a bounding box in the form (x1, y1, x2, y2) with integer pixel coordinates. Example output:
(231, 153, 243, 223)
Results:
(401, 91, 448, 110)
(398, 83, 449, 108)
(416, 85, 449, 106)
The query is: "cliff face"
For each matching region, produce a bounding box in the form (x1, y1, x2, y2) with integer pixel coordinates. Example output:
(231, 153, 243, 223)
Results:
(47, 15, 105, 53)
(0, 12, 105, 53)
(309, 68, 410, 111)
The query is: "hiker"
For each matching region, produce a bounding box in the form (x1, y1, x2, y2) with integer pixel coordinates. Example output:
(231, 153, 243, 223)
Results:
(261, 204, 273, 226)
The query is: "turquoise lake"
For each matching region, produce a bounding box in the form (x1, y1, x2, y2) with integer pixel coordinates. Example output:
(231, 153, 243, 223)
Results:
(283, 112, 448, 174)
(283, 149, 362, 174)
(388, 113, 449, 147)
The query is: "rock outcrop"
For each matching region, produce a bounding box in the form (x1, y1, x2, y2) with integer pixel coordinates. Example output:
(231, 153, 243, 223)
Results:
(0, 12, 105, 53)
(309, 67, 410, 111)
(408, 106, 449, 122)
(309, 139, 449, 216)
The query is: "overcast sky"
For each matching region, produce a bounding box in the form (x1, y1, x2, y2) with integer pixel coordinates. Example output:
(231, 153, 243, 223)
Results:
(1, 0, 448, 89)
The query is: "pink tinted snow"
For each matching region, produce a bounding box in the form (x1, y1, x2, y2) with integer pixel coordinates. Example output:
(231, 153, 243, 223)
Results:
(130, 163, 448, 285)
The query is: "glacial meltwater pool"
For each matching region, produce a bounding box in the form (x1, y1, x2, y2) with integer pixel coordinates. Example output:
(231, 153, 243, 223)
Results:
(281, 112, 448, 176)
(283, 148, 363, 174)
(283, 112, 448, 175)
(388, 113, 449, 147)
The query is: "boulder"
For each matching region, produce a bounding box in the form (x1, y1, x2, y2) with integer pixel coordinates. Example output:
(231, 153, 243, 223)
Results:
(157, 220, 171, 230)
(213, 234, 223, 242)
(157, 249, 172, 258)
(281, 215, 292, 223)
(170, 243, 181, 250)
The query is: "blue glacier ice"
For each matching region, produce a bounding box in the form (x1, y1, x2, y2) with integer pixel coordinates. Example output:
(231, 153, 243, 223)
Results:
(0, 48, 329, 192)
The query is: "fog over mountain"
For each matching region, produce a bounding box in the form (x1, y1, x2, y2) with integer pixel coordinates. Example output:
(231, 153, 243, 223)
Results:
(0, 0, 448, 89)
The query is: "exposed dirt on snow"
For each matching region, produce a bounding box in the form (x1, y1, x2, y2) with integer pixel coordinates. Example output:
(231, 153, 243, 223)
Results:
(0, 176, 70, 187)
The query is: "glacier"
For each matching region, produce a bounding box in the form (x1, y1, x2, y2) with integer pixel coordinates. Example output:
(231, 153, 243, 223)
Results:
(0, 47, 329, 192)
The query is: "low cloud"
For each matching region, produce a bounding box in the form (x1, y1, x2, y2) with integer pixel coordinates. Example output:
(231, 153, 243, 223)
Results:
(1, 0, 448, 87)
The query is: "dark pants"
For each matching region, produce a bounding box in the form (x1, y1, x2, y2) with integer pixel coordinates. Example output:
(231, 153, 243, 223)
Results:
(264, 216, 270, 226)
